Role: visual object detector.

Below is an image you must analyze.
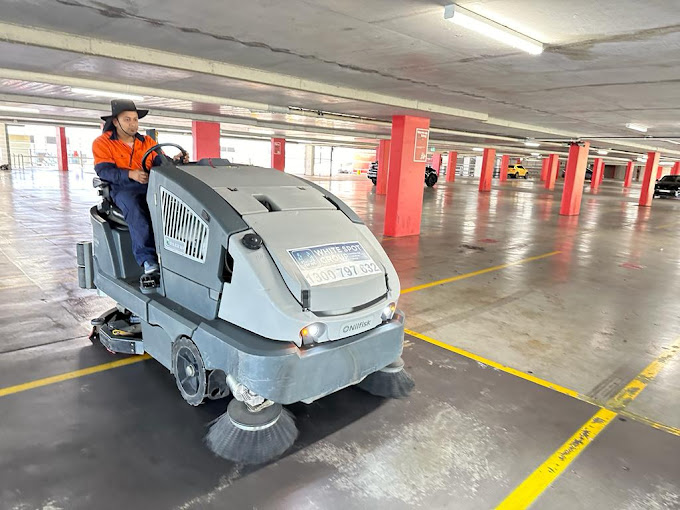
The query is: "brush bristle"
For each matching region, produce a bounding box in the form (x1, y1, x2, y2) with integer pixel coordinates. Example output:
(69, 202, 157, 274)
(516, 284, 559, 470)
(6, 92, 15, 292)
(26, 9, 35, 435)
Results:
(357, 368, 415, 399)
(205, 406, 298, 464)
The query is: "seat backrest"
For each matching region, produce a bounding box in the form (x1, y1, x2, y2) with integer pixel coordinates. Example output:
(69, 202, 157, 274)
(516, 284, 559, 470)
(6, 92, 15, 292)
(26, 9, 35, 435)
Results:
(93, 176, 113, 200)
(92, 177, 128, 228)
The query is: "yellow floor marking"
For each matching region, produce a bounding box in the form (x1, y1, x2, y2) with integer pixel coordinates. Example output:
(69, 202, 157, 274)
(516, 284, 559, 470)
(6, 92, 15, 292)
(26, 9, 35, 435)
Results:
(496, 408, 617, 510)
(654, 220, 680, 230)
(408, 329, 680, 438)
(495, 336, 680, 510)
(406, 329, 585, 402)
(0, 354, 151, 398)
(619, 410, 680, 438)
(607, 337, 680, 412)
(401, 251, 560, 294)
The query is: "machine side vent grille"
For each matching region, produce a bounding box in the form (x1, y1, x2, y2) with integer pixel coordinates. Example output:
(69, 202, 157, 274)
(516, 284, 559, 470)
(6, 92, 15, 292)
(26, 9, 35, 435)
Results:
(160, 187, 209, 263)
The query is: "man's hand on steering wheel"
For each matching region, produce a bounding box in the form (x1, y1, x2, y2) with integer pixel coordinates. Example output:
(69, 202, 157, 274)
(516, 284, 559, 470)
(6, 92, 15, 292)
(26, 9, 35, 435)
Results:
(173, 152, 189, 164)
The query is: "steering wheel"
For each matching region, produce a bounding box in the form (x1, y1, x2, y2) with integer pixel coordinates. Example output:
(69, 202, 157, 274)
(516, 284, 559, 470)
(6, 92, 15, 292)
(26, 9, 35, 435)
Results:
(141, 143, 188, 172)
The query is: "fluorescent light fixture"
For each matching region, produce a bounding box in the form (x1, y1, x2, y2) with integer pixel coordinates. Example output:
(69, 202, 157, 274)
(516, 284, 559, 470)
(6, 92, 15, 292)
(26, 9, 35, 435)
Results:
(626, 123, 648, 133)
(444, 4, 544, 55)
(637, 156, 647, 162)
(597, 149, 609, 155)
(70, 87, 145, 102)
(472, 147, 484, 152)
(0, 105, 40, 113)
(530, 152, 541, 156)
(524, 141, 540, 147)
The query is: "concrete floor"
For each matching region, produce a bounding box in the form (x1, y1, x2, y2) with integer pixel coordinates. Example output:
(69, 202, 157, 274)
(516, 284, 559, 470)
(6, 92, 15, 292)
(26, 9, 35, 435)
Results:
(0, 168, 679, 509)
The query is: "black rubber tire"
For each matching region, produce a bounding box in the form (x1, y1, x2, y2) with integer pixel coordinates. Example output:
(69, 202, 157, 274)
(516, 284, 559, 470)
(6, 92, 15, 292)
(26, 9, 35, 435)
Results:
(515, 173, 520, 179)
(172, 337, 207, 406)
(371, 178, 377, 186)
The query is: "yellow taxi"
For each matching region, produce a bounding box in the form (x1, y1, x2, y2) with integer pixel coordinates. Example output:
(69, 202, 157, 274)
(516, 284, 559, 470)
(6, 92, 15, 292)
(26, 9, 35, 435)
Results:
(507, 164, 529, 179)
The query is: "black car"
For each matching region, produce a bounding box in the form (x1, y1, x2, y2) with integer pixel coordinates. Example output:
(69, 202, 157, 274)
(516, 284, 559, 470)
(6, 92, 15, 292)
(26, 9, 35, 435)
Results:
(368, 162, 438, 187)
(368, 161, 378, 185)
(561, 165, 593, 180)
(654, 175, 680, 198)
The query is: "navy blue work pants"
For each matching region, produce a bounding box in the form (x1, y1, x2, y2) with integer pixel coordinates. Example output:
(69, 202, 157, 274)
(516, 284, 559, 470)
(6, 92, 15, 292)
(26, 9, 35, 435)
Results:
(112, 184, 157, 267)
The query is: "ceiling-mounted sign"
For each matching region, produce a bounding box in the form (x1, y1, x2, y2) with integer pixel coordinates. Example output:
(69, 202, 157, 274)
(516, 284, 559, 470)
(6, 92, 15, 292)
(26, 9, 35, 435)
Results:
(414, 128, 429, 162)
(273, 141, 283, 156)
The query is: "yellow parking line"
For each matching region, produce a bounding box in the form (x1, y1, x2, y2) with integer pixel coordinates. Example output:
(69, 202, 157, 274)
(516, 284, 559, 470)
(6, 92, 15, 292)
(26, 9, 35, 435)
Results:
(654, 220, 680, 230)
(406, 329, 584, 402)
(619, 410, 680, 438)
(0, 354, 151, 398)
(607, 337, 680, 411)
(495, 336, 680, 509)
(496, 408, 617, 510)
(401, 251, 561, 294)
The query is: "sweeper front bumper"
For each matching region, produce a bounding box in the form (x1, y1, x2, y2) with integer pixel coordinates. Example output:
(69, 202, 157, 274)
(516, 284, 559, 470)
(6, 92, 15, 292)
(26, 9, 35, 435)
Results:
(192, 311, 406, 405)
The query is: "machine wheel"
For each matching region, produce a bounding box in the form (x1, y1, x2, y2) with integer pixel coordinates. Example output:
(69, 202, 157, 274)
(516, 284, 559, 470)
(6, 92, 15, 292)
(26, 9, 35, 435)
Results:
(172, 337, 207, 406)
(523, 174, 528, 179)
(515, 172, 520, 179)
(425, 174, 438, 187)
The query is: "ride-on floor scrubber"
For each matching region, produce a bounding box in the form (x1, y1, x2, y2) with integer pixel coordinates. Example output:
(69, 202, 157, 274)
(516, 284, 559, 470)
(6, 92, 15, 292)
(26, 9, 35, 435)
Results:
(77, 144, 414, 464)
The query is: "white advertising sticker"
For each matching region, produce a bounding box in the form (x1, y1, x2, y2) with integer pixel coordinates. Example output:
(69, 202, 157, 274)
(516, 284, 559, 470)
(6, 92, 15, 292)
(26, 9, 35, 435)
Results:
(288, 241, 382, 287)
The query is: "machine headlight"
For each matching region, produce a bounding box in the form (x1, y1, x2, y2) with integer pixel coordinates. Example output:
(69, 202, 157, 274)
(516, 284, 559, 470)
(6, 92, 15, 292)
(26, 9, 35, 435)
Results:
(300, 322, 326, 344)
(381, 302, 397, 322)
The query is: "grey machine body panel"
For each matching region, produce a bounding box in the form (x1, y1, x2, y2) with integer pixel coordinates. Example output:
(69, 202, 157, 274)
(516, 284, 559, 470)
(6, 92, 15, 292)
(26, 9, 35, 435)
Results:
(87, 160, 405, 404)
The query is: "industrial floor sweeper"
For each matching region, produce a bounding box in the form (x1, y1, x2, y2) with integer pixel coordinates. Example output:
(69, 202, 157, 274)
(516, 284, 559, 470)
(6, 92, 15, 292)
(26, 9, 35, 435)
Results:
(77, 144, 414, 464)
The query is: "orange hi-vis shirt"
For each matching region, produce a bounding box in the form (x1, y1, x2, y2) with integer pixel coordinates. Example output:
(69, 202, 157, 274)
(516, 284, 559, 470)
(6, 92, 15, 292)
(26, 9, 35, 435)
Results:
(92, 130, 160, 188)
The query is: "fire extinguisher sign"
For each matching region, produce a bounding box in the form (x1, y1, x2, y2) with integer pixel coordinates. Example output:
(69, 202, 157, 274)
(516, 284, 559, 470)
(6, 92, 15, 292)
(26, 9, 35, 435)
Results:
(413, 128, 429, 163)
(273, 141, 283, 155)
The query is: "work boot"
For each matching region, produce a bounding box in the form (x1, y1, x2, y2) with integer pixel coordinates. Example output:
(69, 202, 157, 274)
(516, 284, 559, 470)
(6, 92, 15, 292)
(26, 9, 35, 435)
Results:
(140, 260, 160, 294)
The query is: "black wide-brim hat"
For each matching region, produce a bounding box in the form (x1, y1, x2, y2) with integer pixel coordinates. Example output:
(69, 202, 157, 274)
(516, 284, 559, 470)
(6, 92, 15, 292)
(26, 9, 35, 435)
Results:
(100, 99, 149, 132)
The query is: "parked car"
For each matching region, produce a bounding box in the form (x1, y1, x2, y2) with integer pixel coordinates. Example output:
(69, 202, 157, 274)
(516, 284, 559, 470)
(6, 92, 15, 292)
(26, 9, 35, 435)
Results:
(654, 175, 680, 198)
(368, 162, 438, 187)
(368, 161, 378, 185)
(508, 164, 529, 179)
(337, 162, 353, 174)
(561, 165, 593, 181)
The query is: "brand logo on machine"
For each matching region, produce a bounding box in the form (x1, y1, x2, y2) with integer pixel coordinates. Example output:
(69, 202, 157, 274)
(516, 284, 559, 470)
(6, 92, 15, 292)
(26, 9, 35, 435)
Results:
(342, 319, 372, 334)
(164, 237, 186, 254)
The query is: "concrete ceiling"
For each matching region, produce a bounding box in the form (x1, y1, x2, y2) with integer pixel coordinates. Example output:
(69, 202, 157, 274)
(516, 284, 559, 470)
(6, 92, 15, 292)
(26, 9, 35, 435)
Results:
(0, 0, 678, 160)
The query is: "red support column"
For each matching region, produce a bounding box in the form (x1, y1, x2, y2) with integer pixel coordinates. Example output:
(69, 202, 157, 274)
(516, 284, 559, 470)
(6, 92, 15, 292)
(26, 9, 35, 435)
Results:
(599, 163, 605, 184)
(478, 148, 496, 192)
(384, 115, 430, 237)
(376, 139, 391, 195)
(192, 121, 220, 161)
(560, 142, 590, 216)
(499, 154, 510, 183)
(639, 152, 661, 207)
(56, 126, 68, 171)
(540, 158, 549, 181)
(545, 154, 559, 190)
(430, 152, 442, 174)
(657, 165, 664, 180)
(446, 151, 458, 182)
(623, 161, 634, 188)
(591, 158, 604, 191)
(672, 162, 680, 176)
(271, 137, 286, 171)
